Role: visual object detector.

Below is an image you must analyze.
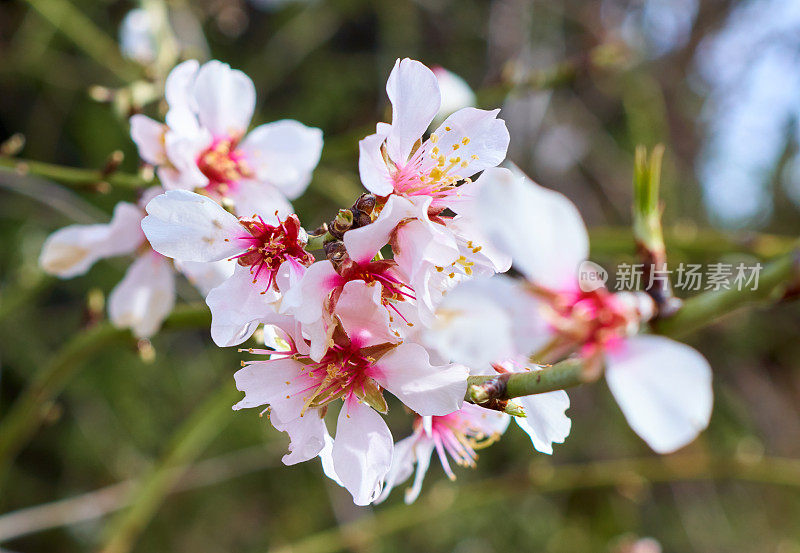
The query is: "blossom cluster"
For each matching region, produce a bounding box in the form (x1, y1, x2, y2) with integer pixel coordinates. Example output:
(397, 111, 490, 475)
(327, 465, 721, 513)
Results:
(39, 58, 713, 506)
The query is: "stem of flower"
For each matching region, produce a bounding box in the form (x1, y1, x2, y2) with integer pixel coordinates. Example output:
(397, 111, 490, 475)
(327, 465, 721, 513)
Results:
(0, 156, 150, 190)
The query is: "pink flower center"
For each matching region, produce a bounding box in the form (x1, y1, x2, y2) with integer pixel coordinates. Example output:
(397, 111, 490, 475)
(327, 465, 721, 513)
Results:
(231, 214, 314, 291)
(196, 136, 252, 197)
(543, 288, 638, 351)
(415, 408, 501, 479)
(387, 131, 474, 207)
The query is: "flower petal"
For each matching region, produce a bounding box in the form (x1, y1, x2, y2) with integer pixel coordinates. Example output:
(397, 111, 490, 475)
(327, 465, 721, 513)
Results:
(332, 397, 393, 506)
(206, 264, 281, 347)
(142, 190, 244, 262)
(108, 252, 175, 338)
(279, 260, 340, 323)
(429, 107, 509, 178)
(343, 194, 417, 264)
(192, 60, 255, 137)
(130, 115, 166, 165)
(239, 120, 323, 199)
(165, 59, 200, 110)
(385, 58, 441, 162)
(373, 342, 468, 416)
(335, 280, 400, 348)
(357, 130, 394, 196)
(229, 179, 293, 220)
(605, 335, 713, 454)
(271, 407, 328, 466)
(39, 201, 144, 278)
(475, 166, 589, 290)
(514, 389, 571, 455)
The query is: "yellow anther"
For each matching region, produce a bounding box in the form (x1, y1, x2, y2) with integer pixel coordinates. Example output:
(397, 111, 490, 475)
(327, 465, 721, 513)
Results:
(430, 134, 439, 143)
(462, 137, 470, 145)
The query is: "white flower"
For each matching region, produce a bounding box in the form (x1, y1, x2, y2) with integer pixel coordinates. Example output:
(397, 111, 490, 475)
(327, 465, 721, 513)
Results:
(39, 188, 229, 337)
(437, 167, 713, 454)
(141, 189, 316, 346)
(130, 60, 323, 217)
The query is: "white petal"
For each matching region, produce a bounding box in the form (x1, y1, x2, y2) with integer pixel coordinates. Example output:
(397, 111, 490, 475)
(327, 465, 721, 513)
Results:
(343, 194, 417, 264)
(335, 280, 399, 348)
(39, 201, 144, 278)
(130, 115, 166, 165)
(175, 258, 235, 296)
(476, 166, 589, 290)
(332, 397, 393, 506)
(357, 131, 393, 196)
(162, 130, 212, 189)
(514, 389, 571, 455)
(373, 342, 468, 416)
(429, 107, 509, 178)
(403, 438, 435, 504)
(142, 190, 244, 262)
(192, 60, 255, 137)
(372, 433, 419, 504)
(426, 279, 516, 367)
(271, 407, 327, 465)
(279, 260, 339, 323)
(206, 264, 281, 347)
(318, 431, 344, 487)
(165, 59, 200, 110)
(605, 335, 713, 454)
(229, 180, 292, 220)
(239, 120, 323, 199)
(232, 357, 308, 411)
(108, 253, 175, 338)
(385, 58, 441, 162)
(119, 9, 155, 64)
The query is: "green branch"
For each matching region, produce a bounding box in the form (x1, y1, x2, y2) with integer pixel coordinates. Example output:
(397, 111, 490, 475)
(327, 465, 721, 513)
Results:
(0, 156, 148, 190)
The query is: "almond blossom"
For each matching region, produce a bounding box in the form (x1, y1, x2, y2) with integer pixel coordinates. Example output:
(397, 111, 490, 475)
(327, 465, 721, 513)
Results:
(232, 302, 469, 505)
(130, 59, 323, 217)
(437, 166, 713, 454)
(141, 189, 314, 346)
(39, 187, 231, 338)
(359, 58, 509, 210)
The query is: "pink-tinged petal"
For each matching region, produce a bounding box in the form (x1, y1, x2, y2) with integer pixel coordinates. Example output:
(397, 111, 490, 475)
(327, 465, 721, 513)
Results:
(175, 259, 235, 296)
(446, 215, 512, 275)
(514, 389, 571, 455)
(426, 279, 516, 368)
(206, 264, 281, 347)
(605, 335, 713, 454)
(385, 58, 441, 162)
(357, 131, 393, 196)
(335, 280, 400, 348)
(279, 260, 339, 323)
(165, 59, 200, 110)
(373, 342, 468, 416)
(163, 130, 212, 190)
(476, 166, 589, 290)
(39, 201, 145, 278)
(304, 317, 335, 363)
(271, 407, 328, 466)
(142, 190, 243, 262)
(332, 397, 393, 506)
(130, 115, 166, 165)
(275, 258, 306, 296)
(239, 120, 323, 199)
(233, 357, 316, 417)
(192, 60, 255, 137)
(429, 107, 509, 178)
(373, 433, 422, 504)
(343, 194, 417, 264)
(108, 253, 175, 338)
(432, 66, 476, 122)
(229, 180, 292, 221)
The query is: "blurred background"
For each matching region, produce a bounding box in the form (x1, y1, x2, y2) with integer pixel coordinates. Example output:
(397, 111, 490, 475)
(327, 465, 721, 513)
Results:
(1, 0, 800, 552)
